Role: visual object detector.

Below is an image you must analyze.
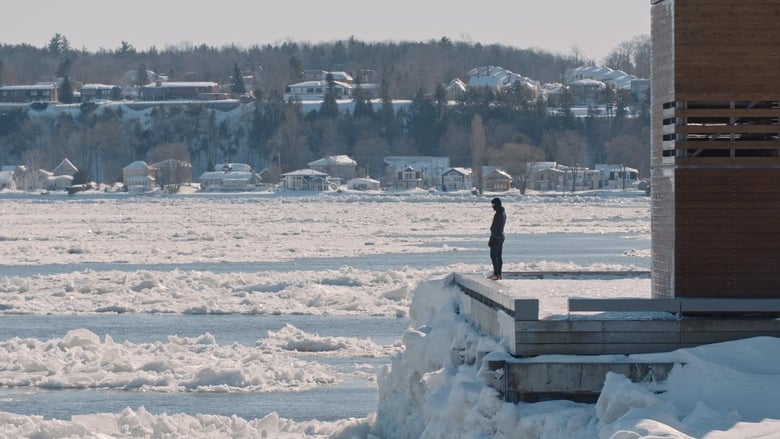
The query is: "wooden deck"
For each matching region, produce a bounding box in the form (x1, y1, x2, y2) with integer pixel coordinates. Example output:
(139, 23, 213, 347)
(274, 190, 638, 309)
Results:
(451, 271, 780, 401)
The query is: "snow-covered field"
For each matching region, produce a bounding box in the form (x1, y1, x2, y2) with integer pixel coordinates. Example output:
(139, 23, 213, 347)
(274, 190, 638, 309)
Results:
(0, 189, 776, 438)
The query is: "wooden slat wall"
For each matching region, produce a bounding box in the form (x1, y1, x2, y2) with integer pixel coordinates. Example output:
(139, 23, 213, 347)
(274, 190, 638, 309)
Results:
(674, 1, 780, 100)
(513, 318, 780, 356)
(675, 169, 780, 297)
(652, 0, 780, 299)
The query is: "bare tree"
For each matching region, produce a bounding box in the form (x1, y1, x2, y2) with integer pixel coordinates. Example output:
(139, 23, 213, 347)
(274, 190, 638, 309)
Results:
(147, 142, 192, 191)
(275, 103, 309, 172)
(542, 129, 589, 167)
(605, 126, 651, 177)
(603, 35, 651, 78)
(440, 121, 471, 167)
(20, 147, 49, 190)
(488, 142, 544, 194)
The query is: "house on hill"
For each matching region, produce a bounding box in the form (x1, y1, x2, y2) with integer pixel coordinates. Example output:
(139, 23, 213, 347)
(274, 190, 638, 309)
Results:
(283, 80, 352, 101)
(140, 82, 223, 101)
(81, 84, 122, 102)
(445, 79, 467, 99)
(466, 66, 541, 98)
(0, 84, 58, 103)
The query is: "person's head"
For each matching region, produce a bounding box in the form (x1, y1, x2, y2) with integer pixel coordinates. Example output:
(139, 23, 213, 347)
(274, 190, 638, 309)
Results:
(491, 197, 502, 210)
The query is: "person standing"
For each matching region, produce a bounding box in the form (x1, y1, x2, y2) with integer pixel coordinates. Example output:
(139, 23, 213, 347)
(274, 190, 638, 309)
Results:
(488, 197, 506, 280)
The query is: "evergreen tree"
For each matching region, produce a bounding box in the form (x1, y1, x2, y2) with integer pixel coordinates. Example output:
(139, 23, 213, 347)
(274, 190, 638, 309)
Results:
(47, 33, 70, 55)
(318, 73, 339, 118)
(72, 167, 91, 185)
(116, 41, 136, 55)
(378, 80, 399, 144)
(56, 58, 72, 78)
(407, 88, 440, 155)
(288, 56, 304, 82)
(59, 76, 74, 104)
(352, 85, 374, 120)
(230, 62, 246, 95)
(136, 64, 150, 86)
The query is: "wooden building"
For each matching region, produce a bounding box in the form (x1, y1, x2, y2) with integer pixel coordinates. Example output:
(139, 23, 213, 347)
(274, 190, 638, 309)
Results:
(651, 0, 780, 299)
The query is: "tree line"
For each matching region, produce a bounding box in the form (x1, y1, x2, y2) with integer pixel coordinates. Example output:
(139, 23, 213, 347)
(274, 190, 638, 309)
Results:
(0, 35, 651, 188)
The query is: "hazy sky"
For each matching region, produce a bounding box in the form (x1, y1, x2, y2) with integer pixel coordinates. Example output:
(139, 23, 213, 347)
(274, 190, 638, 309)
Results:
(1, 0, 649, 62)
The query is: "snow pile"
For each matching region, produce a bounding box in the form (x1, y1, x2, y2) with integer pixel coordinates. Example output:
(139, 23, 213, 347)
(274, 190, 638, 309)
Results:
(0, 327, 341, 393)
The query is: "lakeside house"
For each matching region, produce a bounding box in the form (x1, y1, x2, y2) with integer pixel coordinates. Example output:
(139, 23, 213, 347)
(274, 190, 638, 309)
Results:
(383, 156, 450, 189)
(281, 169, 335, 191)
(308, 155, 357, 184)
(198, 163, 262, 191)
(441, 167, 472, 191)
(123, 161, 157, 192)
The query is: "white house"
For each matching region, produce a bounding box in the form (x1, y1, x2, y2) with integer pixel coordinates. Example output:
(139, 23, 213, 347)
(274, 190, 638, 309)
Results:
(126, 175, 156, 192)
(283, 80, 352, 101)
(441, 167, 472, 191)
(122, 161, 156, 192)
(199, 163, 262, 191)
(466, 66, 541, 97)
(281, 169, 334, 191)
(308, 155, 357, 183)
(445, 79, 467, 99)
(566, 65, 640, 91)
(595, 164, 640, 189)
(216, 163, 252, 173)
(383, 156, 450, 189)
(53, 159, 79, 177)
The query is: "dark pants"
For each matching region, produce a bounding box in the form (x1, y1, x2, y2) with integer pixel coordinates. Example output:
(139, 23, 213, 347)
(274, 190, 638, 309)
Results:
(490, 238, 504, 276)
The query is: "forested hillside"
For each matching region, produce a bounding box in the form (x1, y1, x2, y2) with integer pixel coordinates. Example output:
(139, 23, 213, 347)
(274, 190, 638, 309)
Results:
(0, 35, 651, 187)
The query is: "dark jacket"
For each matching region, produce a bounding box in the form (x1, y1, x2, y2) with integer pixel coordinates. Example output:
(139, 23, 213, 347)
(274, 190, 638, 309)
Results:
(489, 206, 506, 246)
